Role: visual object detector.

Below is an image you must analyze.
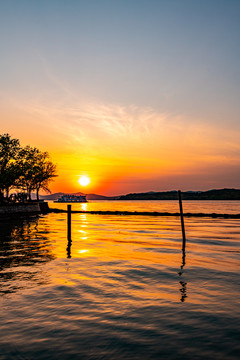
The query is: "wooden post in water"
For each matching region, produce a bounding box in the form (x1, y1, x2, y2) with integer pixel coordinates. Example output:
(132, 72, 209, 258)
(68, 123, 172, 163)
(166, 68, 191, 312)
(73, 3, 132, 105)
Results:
(67, 204, 72, 258)
(178, 190, 186, 247)
(67, 204, 71, 240)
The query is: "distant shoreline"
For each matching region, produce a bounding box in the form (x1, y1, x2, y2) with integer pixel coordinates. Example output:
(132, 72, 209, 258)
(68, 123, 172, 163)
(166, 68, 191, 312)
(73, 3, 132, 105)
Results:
(118, 188, 240, 201)
(40, 188, 240, 201)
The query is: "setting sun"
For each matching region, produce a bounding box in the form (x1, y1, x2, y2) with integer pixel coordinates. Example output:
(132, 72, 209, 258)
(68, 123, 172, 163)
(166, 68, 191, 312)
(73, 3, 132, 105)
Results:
(78, 175, 90, 187)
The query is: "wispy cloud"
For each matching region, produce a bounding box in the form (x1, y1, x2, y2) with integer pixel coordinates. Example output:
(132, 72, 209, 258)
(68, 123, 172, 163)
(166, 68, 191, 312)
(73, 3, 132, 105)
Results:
(3, 95, 240, 169)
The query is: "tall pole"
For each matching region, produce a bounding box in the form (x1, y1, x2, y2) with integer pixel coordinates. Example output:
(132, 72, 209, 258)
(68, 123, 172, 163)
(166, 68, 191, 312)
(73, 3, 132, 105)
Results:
(178, 190, 186, 247)
(67, 204, 71, 240)
(67, 204, 72, 258)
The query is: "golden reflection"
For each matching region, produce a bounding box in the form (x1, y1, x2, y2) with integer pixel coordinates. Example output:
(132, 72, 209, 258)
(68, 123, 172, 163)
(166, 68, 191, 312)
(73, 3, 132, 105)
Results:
(59, 213, 191, 302)
(78, 249, 89, 255)
(79, 213, 88, 227)
(81, 203, 88, 211)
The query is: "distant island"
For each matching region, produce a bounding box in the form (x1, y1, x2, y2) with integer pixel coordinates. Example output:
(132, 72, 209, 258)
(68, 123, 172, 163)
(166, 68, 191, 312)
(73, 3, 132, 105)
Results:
(40, 188, 240, 201)
(118, 188, 240, 200)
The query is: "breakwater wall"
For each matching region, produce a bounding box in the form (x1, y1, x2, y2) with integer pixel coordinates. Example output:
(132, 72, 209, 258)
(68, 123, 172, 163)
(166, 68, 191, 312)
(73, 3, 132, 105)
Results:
(0, 202, 49, 219)
(49, 208, 240, 219)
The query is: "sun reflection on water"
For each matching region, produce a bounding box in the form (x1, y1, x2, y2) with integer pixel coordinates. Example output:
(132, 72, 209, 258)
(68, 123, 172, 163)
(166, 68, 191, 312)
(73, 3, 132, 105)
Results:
(78, 249, 89, 254)
(81, 203, 88, 211)
(1, 211, 240, 305)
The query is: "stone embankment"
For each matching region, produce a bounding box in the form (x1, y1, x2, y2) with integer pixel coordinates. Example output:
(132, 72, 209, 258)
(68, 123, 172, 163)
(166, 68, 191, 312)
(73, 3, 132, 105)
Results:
(0, 201, 50, 219)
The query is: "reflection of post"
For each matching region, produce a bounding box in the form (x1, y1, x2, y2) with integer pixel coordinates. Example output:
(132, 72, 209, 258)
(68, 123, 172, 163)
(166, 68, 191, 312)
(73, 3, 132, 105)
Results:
(178, 190, 186, 246)
(67, 239, 72, 258)
(178, 190, 187, 301)
(67, 205, 72, 258)
(178, 239, 186, 277)
(179, 281, 187, 302)
(179, 233, 187, 301)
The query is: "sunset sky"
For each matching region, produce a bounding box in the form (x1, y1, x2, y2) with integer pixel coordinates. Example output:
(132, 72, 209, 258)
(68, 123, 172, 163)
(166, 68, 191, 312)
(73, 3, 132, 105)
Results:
(1, 0, 240, 195)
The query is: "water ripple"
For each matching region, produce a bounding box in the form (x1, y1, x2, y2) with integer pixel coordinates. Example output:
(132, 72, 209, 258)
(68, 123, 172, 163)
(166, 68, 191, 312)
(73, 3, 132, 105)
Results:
(0, 201, 240, 359)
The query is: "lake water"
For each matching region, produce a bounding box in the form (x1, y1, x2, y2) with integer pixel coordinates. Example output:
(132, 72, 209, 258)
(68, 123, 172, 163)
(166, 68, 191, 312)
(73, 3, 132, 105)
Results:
(0, 201, 239, 359)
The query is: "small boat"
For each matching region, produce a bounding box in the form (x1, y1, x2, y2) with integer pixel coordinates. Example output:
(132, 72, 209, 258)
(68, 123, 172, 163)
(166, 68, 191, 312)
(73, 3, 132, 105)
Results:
(54, 194, 87, 203)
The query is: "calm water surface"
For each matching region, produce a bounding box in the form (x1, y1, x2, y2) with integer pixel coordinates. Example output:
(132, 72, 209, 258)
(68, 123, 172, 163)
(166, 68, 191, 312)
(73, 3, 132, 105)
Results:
(0, 201, 239, 359)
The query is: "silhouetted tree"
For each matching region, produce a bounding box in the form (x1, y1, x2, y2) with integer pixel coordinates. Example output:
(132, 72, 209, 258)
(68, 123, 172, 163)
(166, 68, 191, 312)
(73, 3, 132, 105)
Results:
(0, 134, 57, 203)
(15, 146, 57, 200)
(32, 151, 57, 201)
(15, 146, 40, 200)
(0, 134, 21, 202)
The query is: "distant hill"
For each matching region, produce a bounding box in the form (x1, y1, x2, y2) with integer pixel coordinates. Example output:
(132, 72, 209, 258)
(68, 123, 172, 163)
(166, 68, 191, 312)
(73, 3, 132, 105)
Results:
(39, 192, 65, 200)
(86, 193, 119, 200)
(119, 188, 240, 200)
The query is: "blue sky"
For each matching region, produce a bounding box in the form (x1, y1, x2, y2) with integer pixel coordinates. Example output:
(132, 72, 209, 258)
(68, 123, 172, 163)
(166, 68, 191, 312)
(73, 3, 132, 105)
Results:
(1, 0, 240, 194)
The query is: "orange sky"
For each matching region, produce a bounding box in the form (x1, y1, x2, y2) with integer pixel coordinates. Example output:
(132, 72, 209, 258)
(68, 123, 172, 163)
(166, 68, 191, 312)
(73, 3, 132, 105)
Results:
(2, 101, 240, 195)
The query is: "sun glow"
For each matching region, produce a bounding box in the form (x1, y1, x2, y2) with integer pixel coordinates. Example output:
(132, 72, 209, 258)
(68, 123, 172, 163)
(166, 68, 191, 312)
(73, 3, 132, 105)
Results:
(78, 175, 90, 187)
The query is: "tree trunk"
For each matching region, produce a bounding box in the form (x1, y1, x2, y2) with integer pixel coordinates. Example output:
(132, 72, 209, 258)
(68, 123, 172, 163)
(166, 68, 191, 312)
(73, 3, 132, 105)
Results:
(36, 188, 39, 201)
(0, 190, 4, 204)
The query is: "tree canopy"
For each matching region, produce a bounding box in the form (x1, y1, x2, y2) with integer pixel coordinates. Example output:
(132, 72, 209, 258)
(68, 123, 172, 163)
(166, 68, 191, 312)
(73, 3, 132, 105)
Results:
(0, 134, 57, 203)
